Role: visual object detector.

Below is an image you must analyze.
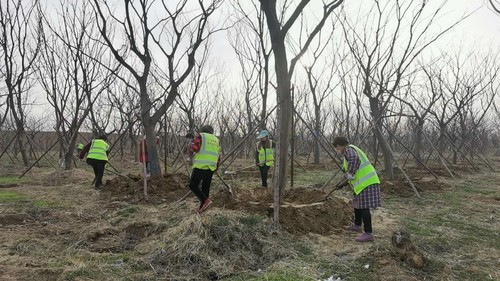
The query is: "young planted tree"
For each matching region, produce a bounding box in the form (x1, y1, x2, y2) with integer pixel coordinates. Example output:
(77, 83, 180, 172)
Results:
(493, 102, 500, 156)
(258, 0, 344, 230)
(107, 78, 141, 161)
(38, 0, 115, 170)
(394, 65, 441, 167)
(0, 0, 42, 167)
(340, 0, 464, 178)
(490, 0, 500, 14)
(0, 84, 7, 129)
(173, 45, 215, 134)
(427, 50, 499, 164)
(303, 27, 343, 164)
(336, 60, 364, 143)
(447, 53, 499, 164)
(92, 0, 225, 177)
(217, 97, 248, 155)
(231, 1, 273, 130)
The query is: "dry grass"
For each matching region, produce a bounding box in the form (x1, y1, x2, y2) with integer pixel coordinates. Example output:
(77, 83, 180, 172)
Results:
(0, 156, 499, 280)
(146, 210, 303, 280)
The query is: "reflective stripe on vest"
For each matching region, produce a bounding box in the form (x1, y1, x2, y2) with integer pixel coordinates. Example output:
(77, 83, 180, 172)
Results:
(87, 139, 109, 161)
(342, 144, 380, 195)
(257, 140, 274, 166)
(193, 133, 220, 171)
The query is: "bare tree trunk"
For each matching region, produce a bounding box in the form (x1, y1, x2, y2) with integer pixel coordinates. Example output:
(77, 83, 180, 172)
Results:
(313, 108, 321, 164)
(369, 97, 393, 177)
(414, 118, 424, 168)
(16, 128, 29, 167)
(259, 0, 344, 231)
(260, 1, 290, 231)
(272, 41, 292, 231)
(1, 0, 41, 167)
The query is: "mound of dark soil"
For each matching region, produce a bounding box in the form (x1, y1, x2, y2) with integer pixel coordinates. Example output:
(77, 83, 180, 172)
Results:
(213, 187, 352, 235)
(91, 171, 353, 236)
(102, 173, 190, 203)
(381, 167, 453, 197)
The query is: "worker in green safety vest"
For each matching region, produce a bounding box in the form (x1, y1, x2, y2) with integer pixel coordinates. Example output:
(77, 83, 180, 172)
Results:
(79, 135, 109, 189)
(255, 129, 275, 188)
(188, 125, 220, 214)
(76, 143, 84, 155)
(333, 136, 381, 243)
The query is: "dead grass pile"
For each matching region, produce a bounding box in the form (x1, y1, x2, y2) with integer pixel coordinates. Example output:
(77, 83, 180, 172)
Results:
(146, 210, 300, 280)
(361, 228, 446, 281)
(81, 220, 167, 253)
(389, 228, 426, 268)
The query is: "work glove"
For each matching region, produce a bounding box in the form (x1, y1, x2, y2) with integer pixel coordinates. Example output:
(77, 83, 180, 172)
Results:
(335, 179, 349, 189)
(345, 173, 355, 180)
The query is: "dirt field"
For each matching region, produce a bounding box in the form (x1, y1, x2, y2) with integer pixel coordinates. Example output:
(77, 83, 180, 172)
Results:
(0, 158, 499, 280)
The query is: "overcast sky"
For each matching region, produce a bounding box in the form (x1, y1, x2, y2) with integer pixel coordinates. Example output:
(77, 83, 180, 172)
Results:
(28, 0, 500, 125)
(214, 0, 500, 79)
(437, 0, 500, 46)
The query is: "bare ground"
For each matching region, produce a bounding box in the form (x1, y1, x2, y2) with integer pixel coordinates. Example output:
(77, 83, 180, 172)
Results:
(0, 158, 498, 280)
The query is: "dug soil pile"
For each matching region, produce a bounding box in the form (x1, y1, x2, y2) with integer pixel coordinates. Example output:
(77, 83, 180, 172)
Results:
(100, 172, 353, 236)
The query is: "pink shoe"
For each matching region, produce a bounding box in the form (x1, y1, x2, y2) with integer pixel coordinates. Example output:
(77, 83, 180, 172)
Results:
(198, 198, 213, 214)
(345, 224, 362, 232)
(355, 232, 374, 242)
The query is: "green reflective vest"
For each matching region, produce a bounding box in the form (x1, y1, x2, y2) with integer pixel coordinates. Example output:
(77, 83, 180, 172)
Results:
(342, 145, 380, 195)
(193, 133, 220, 171)
(87, 139, 109, 161)
(257, 140, 274, 166)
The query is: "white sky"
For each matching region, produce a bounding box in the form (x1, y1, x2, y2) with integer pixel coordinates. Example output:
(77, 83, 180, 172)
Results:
(26, 0, 500, 126)
(432, 0, 500, 47)
(213, 0, 500, 82)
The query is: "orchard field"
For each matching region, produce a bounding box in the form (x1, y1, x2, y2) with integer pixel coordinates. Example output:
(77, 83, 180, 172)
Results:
(2, 1, 500, 280)
(0, 154, 498, 281)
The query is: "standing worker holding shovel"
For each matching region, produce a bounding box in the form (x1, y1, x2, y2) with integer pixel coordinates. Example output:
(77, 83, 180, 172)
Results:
(255, 130, 275, 188)
(188, 125, 220, 214)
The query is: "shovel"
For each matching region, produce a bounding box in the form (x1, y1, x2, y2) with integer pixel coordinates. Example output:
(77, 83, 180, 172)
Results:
(224, 162, 266, 175)
(177, 171, 233, 204)
(105, 167, 131, 179)
(215, 171, 234, 196)
(322, 179, 349, 201)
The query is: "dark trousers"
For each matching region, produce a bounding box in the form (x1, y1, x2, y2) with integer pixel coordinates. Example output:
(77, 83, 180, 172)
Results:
(354, 208, 372, 233)
(189, 168, 214, 205)
(259, 165, 271, 187)
(141, 161, 150, 173)
(87, 158, 107, 188)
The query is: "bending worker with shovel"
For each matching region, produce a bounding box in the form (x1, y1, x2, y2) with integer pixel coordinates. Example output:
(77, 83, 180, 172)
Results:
(188, 125, 220, 214)
(79, 134, 109, 190)
(333, 136, 381, 243)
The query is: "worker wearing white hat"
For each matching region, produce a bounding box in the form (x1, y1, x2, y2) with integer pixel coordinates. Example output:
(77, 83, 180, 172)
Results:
(255, 130, 275, 188)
